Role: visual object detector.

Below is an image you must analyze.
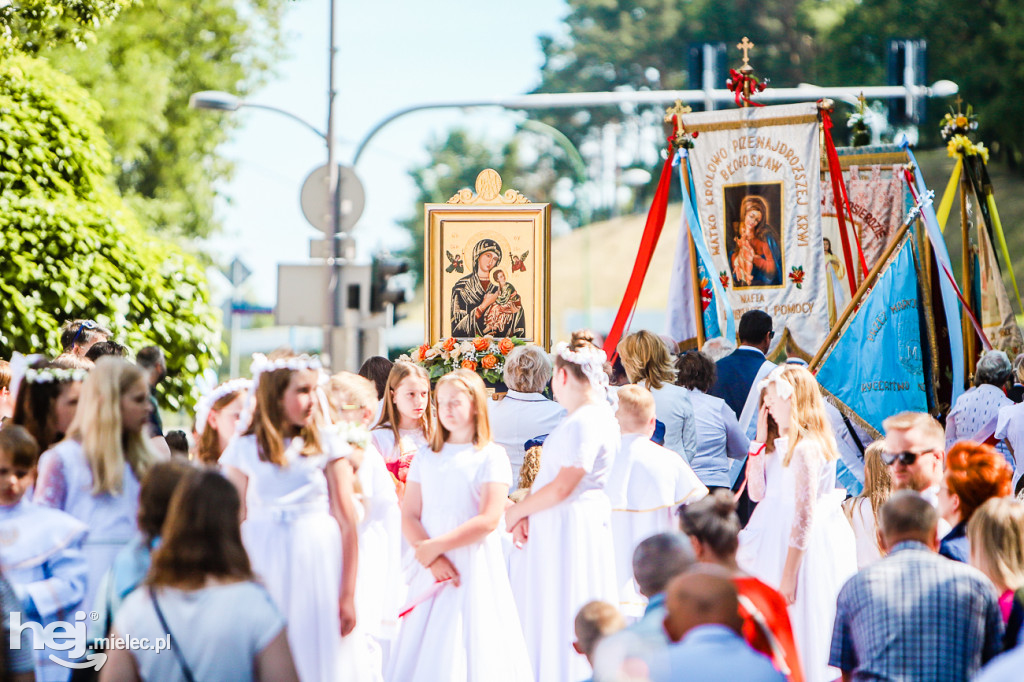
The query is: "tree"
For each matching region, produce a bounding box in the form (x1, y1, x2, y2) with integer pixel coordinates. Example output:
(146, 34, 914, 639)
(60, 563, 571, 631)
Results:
(0, 55, 220, 410)
(819, 0, 1024, 164)
(39, 0, 288, 240)
(0, 0, 130, 53)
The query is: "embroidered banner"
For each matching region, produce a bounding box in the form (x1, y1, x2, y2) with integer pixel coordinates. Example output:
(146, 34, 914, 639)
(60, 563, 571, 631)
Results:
(682, 102, 830, 358)
(816, 233, 928, 435)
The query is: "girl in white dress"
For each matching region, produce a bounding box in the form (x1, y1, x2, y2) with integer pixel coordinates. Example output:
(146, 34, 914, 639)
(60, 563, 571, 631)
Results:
(505, 341, 619, 682)
(192, 378, 250, 465)
(736, 365, 856, 682)
(372, 361, 433, 500)
(328, 371, 403, 675)
(388, 369, 531, 682)
(34, 357, 156, 615)
(221, 353, 366, 682)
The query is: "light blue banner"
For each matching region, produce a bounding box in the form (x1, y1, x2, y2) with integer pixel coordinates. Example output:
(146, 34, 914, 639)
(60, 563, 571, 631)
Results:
(678, 151, 735, 343)
(816, 234, 928, 433)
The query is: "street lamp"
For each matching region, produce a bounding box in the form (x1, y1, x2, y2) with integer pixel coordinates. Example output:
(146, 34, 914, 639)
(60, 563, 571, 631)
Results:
(189, 0, 342, 368)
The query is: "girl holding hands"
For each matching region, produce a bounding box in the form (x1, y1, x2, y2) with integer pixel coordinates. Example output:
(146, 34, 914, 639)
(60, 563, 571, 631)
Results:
(388, 370, 531, 682)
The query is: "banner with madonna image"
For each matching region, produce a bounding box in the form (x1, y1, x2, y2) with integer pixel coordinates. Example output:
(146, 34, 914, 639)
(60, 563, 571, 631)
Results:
(681, 102, 831, 359)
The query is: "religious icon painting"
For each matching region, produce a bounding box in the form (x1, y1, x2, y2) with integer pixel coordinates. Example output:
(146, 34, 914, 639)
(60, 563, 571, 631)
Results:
(723, 182, 784, 289)
(424, 169, 551, 348)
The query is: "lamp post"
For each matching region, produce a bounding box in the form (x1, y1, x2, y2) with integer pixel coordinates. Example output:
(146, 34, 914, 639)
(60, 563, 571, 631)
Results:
(189, 0, 342, 367)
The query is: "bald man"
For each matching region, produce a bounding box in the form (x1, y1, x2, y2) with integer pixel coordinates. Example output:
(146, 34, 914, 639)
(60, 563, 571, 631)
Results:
(647, 569, 784, 682)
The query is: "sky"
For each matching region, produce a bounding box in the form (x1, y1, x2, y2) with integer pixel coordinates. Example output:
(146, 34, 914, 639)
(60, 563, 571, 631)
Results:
(207, 0, 569, 305)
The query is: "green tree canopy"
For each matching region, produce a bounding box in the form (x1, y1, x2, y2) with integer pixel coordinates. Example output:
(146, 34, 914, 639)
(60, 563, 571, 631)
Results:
(40, 0, 288, 239)
(0, 55, 220, 409)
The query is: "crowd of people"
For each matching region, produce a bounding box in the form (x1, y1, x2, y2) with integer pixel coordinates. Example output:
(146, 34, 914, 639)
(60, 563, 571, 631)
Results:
(1, 313, 1024, 682)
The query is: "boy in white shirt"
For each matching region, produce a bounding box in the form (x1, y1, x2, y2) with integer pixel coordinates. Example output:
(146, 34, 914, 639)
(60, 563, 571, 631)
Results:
(606, 385, 708, 619)
(0, 425, 88, 681)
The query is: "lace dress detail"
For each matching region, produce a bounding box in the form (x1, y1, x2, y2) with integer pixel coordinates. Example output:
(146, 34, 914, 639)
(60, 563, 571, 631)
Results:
(788, 440, 824, 551)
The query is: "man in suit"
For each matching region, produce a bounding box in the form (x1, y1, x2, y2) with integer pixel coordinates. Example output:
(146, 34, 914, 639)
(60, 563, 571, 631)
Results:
(710, 310, 775, 525)
(711, 310, 774, 416)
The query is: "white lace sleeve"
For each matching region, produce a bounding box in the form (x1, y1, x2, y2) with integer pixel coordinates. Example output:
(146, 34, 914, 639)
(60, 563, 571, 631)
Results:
(746, 442, 768, 502)
(789, 440, 824, 551)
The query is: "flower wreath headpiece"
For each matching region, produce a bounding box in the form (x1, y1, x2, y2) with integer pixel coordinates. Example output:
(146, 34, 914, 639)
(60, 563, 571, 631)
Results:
(755, 365, 794, 401)
(24, 367, 89, 385)
(194, 378, 252, 436)
(553, 342, 612, 399)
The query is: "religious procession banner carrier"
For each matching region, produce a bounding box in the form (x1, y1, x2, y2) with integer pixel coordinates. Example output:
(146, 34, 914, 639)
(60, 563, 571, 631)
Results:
(682, 102, 830, 358)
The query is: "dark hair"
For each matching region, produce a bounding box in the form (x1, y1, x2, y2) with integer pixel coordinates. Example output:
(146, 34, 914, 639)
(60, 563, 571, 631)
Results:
(737, 310, 773, 345)
(147, 469, 253, 589)
(136, 346, 165, 371)
(59, 319, 111, 352)
(358, 356, 394, 401)
(0, 425, 40, 470)
(10, 360, 78, 452)
(164, 430, 189, 456)
(632, 532, 694, 597)
(85, 340, 128, 362)
(137, 459, 194, 540)
(675, 351, 717, 393)
(677, 490, 742, 558)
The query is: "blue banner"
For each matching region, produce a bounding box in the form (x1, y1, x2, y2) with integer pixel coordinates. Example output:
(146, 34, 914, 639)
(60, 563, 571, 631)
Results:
(816, 234, 928, 434)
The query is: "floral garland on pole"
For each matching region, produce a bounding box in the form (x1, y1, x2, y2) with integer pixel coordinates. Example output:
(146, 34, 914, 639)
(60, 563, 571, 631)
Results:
(941, 105, 988, 162)
(400, 336, 526, 383)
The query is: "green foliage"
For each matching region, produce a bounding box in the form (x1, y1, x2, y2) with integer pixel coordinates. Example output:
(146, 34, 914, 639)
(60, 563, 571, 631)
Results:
(0, 0, 131, 53)
(0, 55, 220, 410)
(41, 0, 288, 239)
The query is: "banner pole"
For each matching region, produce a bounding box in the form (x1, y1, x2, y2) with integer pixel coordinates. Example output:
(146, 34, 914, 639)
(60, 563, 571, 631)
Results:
(680, 160, 705, 349)
(810, 221, 911, 371)
(960, 168, 976, 378)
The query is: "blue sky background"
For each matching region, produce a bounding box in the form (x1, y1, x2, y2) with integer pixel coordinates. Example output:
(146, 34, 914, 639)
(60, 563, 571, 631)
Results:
(206, 0, 568, 304)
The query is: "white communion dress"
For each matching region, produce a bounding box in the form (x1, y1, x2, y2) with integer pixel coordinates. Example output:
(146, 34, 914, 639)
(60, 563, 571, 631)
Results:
(220, 431, 372, 682)
(736, 436, 857, 682)
(387, 441, 532, 682)
(512, 402, 620, 682)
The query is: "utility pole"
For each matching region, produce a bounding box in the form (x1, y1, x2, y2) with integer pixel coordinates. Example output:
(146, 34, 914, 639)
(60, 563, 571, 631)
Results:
(324, 0, 341, 368)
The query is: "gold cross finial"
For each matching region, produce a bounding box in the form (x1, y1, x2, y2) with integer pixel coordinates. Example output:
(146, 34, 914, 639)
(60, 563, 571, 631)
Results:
(664, 100, 692, 128)
(858, 92, 866, 112)
(954, 95, 963, 114)
(737, 37, 755, 66)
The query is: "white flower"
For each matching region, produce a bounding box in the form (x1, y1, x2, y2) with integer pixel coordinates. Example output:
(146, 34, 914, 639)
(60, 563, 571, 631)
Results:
(460, 341, 475, 355)
(424, 348, 439, 360)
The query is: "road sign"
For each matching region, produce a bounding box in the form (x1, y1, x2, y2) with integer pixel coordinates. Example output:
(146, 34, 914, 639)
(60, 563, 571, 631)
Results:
(228, 256, 252, 287)
(300, 164, 365, 234)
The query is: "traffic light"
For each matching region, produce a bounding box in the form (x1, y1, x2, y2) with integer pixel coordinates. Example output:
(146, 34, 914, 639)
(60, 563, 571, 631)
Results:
(370, 256, 410, 318)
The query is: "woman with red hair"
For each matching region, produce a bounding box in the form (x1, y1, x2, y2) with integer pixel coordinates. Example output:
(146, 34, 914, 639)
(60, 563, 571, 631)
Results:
(938, 441, 1013, 563)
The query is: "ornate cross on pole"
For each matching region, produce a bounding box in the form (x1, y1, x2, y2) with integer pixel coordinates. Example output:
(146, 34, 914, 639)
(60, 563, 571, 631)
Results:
(737, 37, 755, 68)
(954, 95, 963, 113)
(857, 92, 867, 112)
(664, 100, 693, 148)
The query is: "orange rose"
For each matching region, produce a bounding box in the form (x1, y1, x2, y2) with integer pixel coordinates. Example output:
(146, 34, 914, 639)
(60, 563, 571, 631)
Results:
(417, 344, 430, 361)
(498, 338, 515, 355)
(473, 337, 490, 352)
(481, 354, 498, 369)
(461, 359, 478, 371)
(442, 337, 456, 351)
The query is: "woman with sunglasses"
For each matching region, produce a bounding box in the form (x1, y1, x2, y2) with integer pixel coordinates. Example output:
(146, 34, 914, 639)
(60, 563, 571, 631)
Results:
(59, 319, 111, 357)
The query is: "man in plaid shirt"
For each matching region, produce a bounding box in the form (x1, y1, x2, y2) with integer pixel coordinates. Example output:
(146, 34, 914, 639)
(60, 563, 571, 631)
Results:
(829, 490, 1003, 681)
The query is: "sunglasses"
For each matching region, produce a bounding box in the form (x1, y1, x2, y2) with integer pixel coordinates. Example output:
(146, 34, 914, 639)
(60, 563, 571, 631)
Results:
(71, 320, 99, 347)
(881, 448, 936, 466)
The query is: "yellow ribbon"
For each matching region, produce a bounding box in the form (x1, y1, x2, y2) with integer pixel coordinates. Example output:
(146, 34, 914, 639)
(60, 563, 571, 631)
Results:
(936, 155, 962, 233)
(985, 190, 1023, 312)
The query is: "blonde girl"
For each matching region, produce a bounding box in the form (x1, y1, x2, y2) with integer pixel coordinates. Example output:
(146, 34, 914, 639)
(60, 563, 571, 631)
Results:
(372, 361, 433, 497)
(192, 378, 251, 465)
(35, 357, 156, 614)
(842, 440, 893, 568)
(968, 498, 1024, 635)
(388, 370, 531, 682)
(220, 353, 367, 682)
(505, 340, 619, 682)
(735, 365, 856, 682)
